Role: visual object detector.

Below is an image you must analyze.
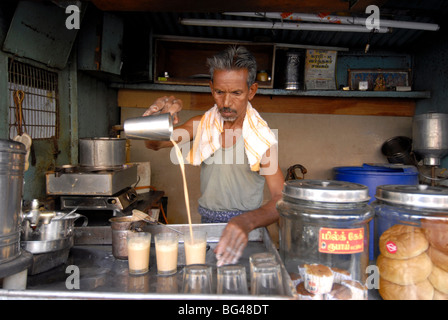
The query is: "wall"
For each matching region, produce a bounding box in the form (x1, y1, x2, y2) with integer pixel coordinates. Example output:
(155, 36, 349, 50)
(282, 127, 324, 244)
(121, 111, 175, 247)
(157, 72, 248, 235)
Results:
(121, 106, 412, 225)
(413, 20, 448, 169)
(77, 71, 120, 140)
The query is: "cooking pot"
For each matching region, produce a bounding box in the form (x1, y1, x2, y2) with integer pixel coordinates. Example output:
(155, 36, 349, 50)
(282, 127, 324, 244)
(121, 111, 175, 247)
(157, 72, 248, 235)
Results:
(21, 211, 88, 254)
(79, 137, 126, 169)
(0, 139, 26, 264)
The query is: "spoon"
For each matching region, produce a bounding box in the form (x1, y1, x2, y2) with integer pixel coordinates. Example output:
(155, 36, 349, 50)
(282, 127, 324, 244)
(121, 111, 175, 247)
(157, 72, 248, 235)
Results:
(132, 209, 183, 234)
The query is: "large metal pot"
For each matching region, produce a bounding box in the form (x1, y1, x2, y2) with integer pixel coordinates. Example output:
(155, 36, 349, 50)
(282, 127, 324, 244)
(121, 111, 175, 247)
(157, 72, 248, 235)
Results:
(0, 139, 26, 264)
(79, 137, 126, 169)
(21, 211, 88, 254)
(413, 113, 448, 165)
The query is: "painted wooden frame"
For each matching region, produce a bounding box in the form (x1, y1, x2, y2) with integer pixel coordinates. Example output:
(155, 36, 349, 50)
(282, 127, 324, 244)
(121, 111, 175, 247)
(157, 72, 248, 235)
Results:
(348, 69, 411, 91)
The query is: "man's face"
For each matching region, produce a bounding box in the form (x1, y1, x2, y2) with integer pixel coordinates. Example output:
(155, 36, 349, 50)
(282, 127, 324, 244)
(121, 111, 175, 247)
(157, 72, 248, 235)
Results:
(209, 69, 258, 122)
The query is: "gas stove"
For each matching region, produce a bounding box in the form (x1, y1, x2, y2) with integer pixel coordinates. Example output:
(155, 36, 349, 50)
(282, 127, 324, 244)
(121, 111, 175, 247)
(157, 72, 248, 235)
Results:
(46, 164, 138, 212)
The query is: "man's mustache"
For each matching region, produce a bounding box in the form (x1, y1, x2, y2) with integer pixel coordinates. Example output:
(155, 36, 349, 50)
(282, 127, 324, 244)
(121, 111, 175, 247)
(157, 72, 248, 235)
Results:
(219, 107, 236, 114)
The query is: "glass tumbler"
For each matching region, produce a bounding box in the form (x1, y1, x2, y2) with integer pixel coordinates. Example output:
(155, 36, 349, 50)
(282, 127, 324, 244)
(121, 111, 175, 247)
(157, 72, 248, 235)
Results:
(250, 262, 284, 296)
(217, 264, 248, 295)
(182, 264, 212, 294)
(249, 252, 276, 283)
(127, 232, 151, 275)
(155, 232, 179, 275)
(184, 231, 207, 265)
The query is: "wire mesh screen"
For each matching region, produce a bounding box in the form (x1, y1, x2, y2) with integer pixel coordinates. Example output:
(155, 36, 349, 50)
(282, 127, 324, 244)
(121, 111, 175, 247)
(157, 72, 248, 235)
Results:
(8, 59, 59, 140)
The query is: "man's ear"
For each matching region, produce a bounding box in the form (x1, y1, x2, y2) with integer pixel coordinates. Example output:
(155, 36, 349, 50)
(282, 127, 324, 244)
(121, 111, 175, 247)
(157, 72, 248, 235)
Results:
(248, 82, 258, 101)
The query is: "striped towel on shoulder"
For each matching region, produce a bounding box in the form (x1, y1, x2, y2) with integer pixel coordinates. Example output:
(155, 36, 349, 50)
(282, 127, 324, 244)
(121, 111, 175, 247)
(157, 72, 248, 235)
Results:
(187, 102, 277, 171)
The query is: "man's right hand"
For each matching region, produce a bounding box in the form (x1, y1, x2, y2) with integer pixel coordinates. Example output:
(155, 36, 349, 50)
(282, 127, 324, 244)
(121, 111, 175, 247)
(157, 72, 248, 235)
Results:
(143, 96, 183, 125)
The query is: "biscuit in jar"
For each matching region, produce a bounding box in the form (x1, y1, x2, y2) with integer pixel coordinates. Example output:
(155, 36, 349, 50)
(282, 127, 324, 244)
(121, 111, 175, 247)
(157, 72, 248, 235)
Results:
(377, 252, 433, 285)
(379, 224, 428, 259)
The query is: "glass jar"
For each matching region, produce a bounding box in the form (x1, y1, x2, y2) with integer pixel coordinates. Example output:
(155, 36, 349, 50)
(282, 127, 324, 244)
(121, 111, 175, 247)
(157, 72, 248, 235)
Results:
(374, 185, 448, 241)
(372, 185, 448, 300)
(277, 180, 373, 283)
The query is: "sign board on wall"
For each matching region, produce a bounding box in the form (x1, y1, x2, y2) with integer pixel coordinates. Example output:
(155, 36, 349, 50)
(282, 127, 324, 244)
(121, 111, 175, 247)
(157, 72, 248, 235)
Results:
(304, 50, 337, 90)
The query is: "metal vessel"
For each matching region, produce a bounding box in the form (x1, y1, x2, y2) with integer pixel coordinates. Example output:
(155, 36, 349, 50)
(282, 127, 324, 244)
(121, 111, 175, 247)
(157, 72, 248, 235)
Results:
(79, 137, 127, 169)
(124, 113, 173, 141)
(412, 113, 448, 166)
(0, 139, 26, 264)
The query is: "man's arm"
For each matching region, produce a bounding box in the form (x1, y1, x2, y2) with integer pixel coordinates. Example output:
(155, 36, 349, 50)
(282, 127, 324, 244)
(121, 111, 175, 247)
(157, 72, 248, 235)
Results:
(214, 145, 284, 266)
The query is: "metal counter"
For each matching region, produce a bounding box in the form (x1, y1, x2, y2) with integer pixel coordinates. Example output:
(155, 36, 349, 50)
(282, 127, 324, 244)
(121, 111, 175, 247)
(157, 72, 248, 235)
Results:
(0, 224, 296, 300)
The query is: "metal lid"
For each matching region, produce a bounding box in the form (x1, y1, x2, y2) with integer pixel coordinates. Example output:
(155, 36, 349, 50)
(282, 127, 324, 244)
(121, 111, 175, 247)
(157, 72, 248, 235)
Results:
(282, 179, 370, 203)
(375, 184, 448, 209)
(0, 139, 26, 154)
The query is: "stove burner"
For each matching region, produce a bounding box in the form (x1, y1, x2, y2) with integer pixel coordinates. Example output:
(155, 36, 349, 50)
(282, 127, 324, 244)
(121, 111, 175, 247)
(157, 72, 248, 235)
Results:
(46, 164, 138, 196)
(60, 187, 138, 211)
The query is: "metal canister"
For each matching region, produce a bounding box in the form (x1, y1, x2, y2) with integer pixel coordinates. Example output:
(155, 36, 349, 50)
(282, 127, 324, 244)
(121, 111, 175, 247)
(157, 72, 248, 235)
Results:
(0, 139, 26, 264)
(412, 113, 448, 166)
(284, 52, 301, 90)
(277, 180, 373, 282)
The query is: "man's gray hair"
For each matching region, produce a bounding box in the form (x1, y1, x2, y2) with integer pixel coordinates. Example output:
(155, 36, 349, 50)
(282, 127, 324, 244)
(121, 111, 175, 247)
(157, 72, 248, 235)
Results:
(207, 45, 257, 88)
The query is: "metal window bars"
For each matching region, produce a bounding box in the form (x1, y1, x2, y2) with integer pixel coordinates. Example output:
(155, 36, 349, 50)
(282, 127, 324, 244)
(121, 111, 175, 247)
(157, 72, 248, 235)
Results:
(8, 58, 59, 140)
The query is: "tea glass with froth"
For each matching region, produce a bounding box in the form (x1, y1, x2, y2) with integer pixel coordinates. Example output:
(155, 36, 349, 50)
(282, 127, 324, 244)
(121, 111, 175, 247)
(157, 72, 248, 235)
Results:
(127, 231, 151, 275)
(155, 232, 179, 276)
(184, 230, 207, 265)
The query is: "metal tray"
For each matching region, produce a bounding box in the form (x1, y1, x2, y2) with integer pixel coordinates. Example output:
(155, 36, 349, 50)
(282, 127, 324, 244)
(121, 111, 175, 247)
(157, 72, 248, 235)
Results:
(4, 224, 296, 300)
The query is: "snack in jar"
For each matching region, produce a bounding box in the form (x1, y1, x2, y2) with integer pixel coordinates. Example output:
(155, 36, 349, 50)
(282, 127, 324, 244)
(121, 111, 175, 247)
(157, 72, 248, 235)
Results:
(373, 184, 448, 300)
(277, 180, 373, 285)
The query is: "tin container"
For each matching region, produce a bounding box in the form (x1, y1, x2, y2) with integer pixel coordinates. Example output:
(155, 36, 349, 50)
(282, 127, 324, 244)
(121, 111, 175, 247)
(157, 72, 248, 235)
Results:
(277, 180, 373, 283)
(372, 185, 448, 300)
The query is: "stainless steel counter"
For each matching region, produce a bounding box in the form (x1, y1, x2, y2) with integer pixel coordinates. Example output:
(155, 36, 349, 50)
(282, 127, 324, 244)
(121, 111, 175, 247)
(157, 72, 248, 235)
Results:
(0, 224, 296, 300)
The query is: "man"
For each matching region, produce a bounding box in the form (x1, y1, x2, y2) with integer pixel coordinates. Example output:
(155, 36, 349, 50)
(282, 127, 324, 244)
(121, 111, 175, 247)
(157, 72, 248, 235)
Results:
(143, 46, 284, 266)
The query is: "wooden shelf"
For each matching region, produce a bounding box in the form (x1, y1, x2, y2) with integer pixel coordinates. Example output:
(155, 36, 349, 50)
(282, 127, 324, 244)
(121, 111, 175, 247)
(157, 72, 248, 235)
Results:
(111, 82, 430, 99)
(153, 38, 276, 89)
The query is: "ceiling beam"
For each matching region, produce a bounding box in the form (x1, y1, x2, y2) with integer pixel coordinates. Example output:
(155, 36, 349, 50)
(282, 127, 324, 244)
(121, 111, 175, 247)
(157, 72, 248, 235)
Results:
(349, 0, 389, 11)
(90, 0, 355, 13)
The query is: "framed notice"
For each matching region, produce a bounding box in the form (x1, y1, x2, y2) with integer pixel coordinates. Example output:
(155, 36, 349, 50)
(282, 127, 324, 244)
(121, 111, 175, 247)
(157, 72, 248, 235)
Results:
(304, 49, 337, 90)
(348, 69, 411, 91)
